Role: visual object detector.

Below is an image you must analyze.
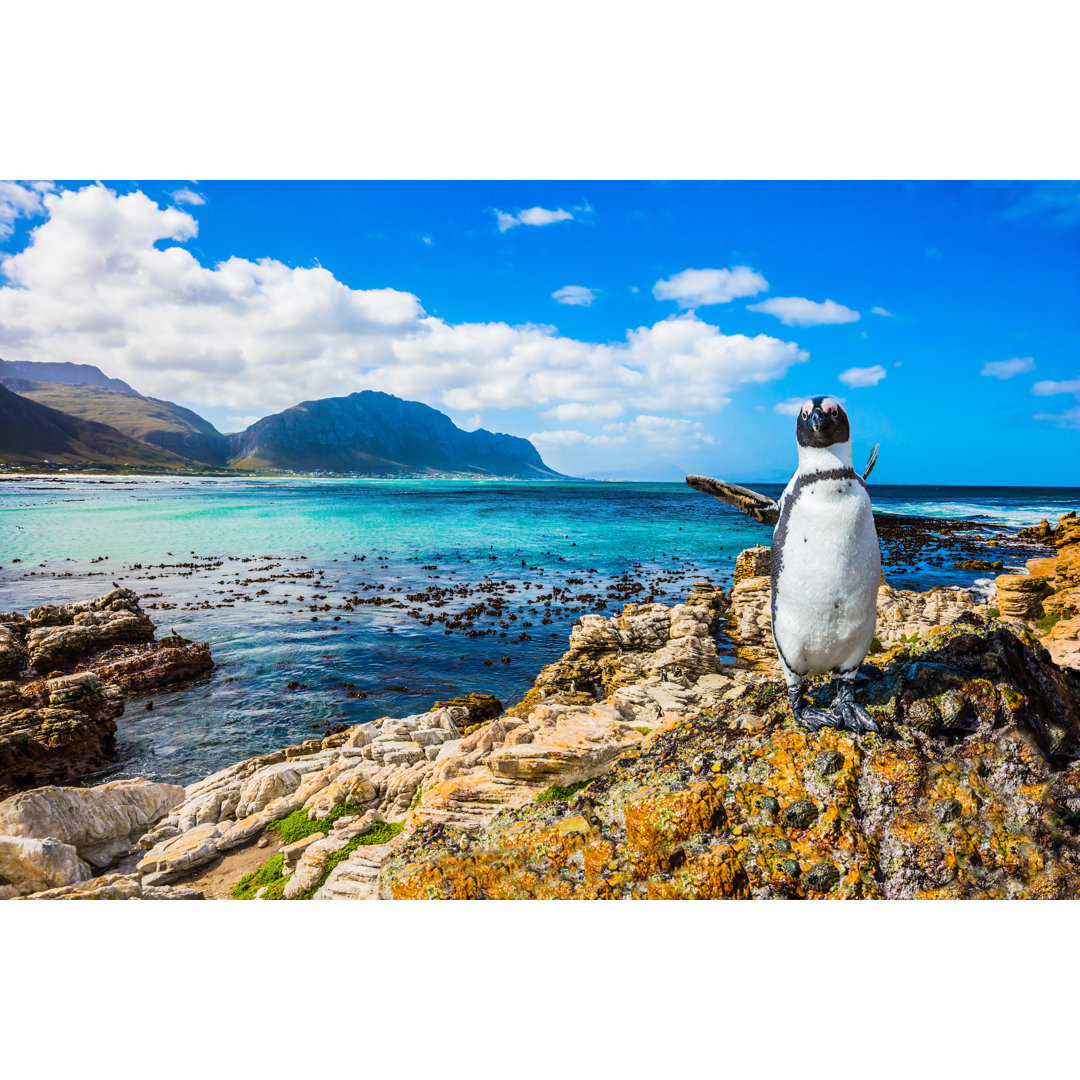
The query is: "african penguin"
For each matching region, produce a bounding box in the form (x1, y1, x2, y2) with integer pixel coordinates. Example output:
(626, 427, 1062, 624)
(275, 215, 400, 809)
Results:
(687, 395, 882, 732)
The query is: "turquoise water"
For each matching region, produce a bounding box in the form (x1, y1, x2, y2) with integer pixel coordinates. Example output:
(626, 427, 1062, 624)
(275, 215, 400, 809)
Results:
(2, 476, 1077, 786)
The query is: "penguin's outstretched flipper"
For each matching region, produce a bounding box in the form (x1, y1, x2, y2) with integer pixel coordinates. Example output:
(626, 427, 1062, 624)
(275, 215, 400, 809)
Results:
(862, 443, 880, 481)
(686, 475, 780, 527)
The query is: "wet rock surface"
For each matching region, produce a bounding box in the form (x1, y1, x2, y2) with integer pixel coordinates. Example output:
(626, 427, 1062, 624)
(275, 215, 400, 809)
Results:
(0, 588, 213, 796)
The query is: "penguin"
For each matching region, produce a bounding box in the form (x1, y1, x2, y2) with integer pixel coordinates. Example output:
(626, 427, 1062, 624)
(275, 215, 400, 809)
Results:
(687, 395, 881, 732)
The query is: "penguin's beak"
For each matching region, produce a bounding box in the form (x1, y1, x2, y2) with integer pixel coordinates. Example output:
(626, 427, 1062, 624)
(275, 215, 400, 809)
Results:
(810, 409, 832, 432)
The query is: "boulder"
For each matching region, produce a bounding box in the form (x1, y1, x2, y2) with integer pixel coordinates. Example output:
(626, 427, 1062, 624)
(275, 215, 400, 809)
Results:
(0, 778, 185, 867)
(0, 834, 91, 895)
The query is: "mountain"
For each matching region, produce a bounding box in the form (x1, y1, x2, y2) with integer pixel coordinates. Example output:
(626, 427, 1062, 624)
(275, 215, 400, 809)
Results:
(0, 378, 229, 466)
(226, 390, 564, 477)
(0, 358, 137, 395)
(0, 384, 191, 469)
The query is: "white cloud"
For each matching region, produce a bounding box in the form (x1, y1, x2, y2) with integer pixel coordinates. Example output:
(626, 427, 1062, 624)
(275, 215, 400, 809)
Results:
(495, 206, 574, 232)
(0, 180, 49, 239)
(838, 365, 887, 388)
(774, 397, 806, 416)
(981, 356, 1034, 379)
(603, 414, 714, 445)
(422, 235, 433, 246)
(871, 306, 893, 317)
(0, 184, 809, 424)
(552, 285, 595, 307)
(531, 414, 714, 450)
(226, 414, 263, 430)
(652, 266, 767, 307)
(1032, 377, 1080, 396)
(748, 296, 860, 327)
(171, 188, 205, 206)
(1033, 407, 1080, 429)
(529, 429, 620, 447)
(542, 401, 625, 421)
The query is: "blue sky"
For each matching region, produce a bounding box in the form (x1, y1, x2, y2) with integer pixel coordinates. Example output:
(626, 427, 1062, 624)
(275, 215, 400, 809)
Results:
(0, 180, 1077, 484)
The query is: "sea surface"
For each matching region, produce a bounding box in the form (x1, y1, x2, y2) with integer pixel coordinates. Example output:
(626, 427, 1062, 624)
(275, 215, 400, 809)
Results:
(2, 475, 1077, 787)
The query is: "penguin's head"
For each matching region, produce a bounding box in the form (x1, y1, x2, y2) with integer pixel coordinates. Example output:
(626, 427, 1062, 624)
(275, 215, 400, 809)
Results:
(796, 395, 850, 448)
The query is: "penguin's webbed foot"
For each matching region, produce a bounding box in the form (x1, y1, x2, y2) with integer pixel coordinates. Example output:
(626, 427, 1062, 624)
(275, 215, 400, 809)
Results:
(832, 679, 881, 734)
(787, 685, 844, 731)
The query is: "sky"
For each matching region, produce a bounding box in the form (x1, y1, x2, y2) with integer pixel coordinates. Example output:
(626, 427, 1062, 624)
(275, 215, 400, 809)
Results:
(0, 179, 1077, 484)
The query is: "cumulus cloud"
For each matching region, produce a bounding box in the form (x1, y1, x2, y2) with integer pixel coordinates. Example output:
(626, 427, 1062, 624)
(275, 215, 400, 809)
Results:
(774, 397, 807, 416)
(552, 285, 595, 307)
(495, 206, 574, 232)
(0, 185, 810, 424)
(1032, 377, 1080, 396)
(871, 306, 893, 317)
(603, 415, 714, 445)
(542, 401, 625, 422)
(652, 266, 767, 307)
(226, 414, 264, 430)
(0, 180, 50, 239)
(838, 365, 887, 387)
(531, 415, 713, 449)
(747, 296, 860, 327)
(981, 356, 1035, 379)
(171, 188, 205, 206)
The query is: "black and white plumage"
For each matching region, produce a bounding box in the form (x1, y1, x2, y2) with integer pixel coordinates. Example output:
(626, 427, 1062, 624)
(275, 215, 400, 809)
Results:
(688, 395, 882, 733)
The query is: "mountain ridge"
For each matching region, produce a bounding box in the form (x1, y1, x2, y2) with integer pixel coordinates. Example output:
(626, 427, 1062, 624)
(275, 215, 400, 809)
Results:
(0, 361, 564, 478)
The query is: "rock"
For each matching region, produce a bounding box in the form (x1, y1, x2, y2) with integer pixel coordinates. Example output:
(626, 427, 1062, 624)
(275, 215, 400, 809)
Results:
(25, 589, 155, 672)
(137, 821, 227, 885)
(734, 546, 772, 584)
(13, 872, 204, 900)
(995, 572, 1053, 621)
(0, 588, 213, 796)
(282, 831, 327, 871)
(380, 620, 1080, 899)
(314, 842, 400, 900)
(0, 779, 185, 867)
(431, 692, 503, 733)
(0, 625, 28, 678)
(89, 635, 213, 694)
(0, 705, 121, 800)
(0, 834, 91, 895)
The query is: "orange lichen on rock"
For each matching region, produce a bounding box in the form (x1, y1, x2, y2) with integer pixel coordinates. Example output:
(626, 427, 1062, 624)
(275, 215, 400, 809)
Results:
(381, 618, 1080, 900)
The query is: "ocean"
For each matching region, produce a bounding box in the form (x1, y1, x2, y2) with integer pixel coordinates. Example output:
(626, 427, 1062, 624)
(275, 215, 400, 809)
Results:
(2, 475, 1077, 786)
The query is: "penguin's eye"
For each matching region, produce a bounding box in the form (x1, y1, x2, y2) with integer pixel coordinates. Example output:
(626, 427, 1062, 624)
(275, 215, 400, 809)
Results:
(800, 402, 812, 419)
(823, 400, 839, 416)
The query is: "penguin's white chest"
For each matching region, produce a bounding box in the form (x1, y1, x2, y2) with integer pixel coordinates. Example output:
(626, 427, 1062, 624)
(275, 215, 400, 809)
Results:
(771, 475, 880, 676)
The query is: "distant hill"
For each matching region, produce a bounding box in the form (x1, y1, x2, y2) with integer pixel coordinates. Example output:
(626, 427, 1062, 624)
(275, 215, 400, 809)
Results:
(1, 378, 229, 466)
(226, 390, 565, 477)
(0, 384, 193, 469)
(0, 358, 137, 395)
(583, 462, 689, 482)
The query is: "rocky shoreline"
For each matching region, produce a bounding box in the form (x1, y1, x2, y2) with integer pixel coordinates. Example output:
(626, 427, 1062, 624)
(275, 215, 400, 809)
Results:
(0, 589, 213, 798)
(2, 512, 1079, 900)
